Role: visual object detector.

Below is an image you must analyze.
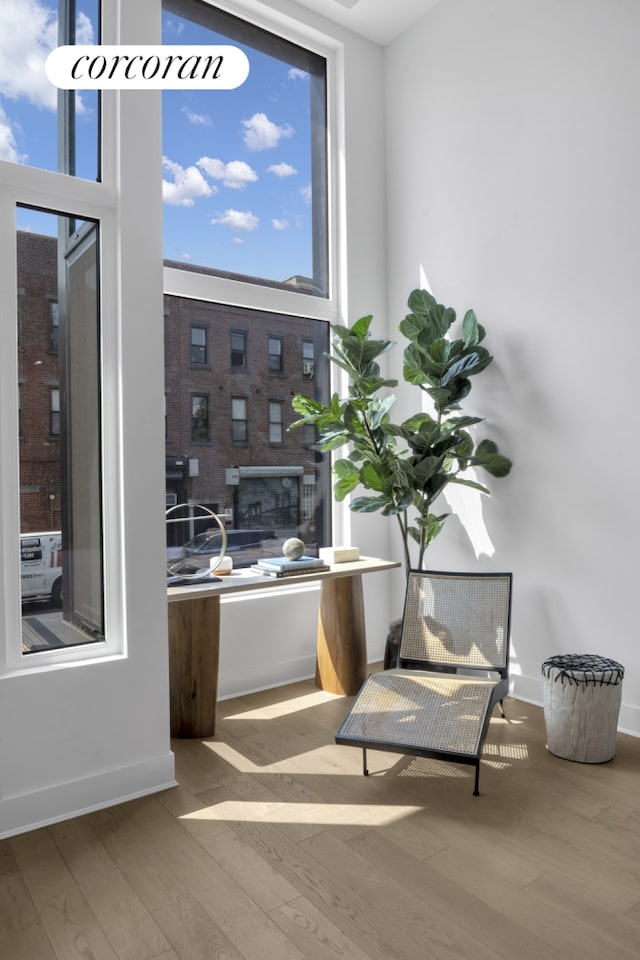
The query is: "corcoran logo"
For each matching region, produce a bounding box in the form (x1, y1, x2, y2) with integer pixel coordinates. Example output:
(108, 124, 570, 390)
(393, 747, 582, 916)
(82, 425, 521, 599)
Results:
(45, 45, 250, 90)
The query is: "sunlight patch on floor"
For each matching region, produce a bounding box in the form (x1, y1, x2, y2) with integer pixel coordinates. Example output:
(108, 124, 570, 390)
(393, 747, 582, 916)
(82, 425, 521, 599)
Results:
(203, 738, 350, 773)
(221, 690, 342, 721)
(483, 742, 529, 760)
(180, 800, 423, 826)
(398, 758, 469, 779)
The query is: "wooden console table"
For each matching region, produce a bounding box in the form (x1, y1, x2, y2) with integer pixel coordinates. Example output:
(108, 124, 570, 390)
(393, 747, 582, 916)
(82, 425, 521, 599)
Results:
(167, 556, 400, 737)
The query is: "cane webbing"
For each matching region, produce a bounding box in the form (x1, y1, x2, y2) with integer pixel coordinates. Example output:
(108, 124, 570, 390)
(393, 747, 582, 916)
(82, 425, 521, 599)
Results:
(337, 670, 496, 756)
(400, 572, 511, 671)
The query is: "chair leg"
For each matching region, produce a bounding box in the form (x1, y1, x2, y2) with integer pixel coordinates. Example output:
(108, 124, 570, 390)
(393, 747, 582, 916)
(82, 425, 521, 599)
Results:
(363, 748, 369, 776)
(473, 762, 480, 796)
(498, 699, 506, 718)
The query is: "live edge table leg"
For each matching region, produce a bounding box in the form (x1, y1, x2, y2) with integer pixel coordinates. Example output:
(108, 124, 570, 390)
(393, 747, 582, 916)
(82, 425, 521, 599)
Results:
(168, 594, 220, 738)
(316, 573, 367, 696)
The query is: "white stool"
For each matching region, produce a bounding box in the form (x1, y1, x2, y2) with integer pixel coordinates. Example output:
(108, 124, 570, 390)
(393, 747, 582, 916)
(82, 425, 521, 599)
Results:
(542, 654, 624, 763)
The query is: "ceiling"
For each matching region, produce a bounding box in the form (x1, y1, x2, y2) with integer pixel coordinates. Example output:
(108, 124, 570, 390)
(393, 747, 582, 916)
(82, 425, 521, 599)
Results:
(287, 0, 441, 45)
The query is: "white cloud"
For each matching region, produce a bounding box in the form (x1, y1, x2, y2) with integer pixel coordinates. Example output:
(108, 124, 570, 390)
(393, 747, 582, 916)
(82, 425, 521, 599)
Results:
(0, 2, 94, 140)
(242, 112, 294, 151)
(162, 157, 215, 206)
(0, 105, 22, 162)
(182, 108, 213, 127)
(268, 162, 297, 178)
(211, 209, 259, 231)
(76, 11, 94, 44)
(198, 157, 257, 190)
(272, 219, 290, 231)
(299, 184, 312, 204)
(288, 68, 308, 81)
(0, 2, 93, 111)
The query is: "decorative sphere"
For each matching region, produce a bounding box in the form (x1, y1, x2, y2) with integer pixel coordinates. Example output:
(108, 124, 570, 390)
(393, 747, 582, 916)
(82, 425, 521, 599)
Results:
(283, 537, 305, 560)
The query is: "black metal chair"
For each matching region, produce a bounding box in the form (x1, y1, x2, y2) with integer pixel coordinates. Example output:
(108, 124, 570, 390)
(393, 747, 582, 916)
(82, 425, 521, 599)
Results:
(336, 570, 513, 795)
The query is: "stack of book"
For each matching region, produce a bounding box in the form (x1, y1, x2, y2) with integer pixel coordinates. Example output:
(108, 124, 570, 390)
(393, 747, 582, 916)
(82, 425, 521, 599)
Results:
(251, 555, 330, 578)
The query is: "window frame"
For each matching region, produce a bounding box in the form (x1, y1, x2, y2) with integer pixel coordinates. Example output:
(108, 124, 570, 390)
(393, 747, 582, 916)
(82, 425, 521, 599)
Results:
(190, 325, 208, 365)
(230, 330, 247, 369)
(50, 386, 61, 437)
(160, 0, 344, 559)
(191, 392, 210, 441)
(231, 396, 248, 443)
(162, 1, 341, 327)
(268, 399, 284, 444)
(268, 336, 283, 374)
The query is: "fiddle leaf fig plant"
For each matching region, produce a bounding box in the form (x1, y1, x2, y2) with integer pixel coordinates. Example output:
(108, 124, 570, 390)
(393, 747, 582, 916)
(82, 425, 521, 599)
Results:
(290, 289, 512, 574)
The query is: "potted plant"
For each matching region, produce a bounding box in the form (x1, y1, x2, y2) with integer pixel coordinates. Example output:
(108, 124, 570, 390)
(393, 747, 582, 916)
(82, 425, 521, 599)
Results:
(289, 288, 512, 576)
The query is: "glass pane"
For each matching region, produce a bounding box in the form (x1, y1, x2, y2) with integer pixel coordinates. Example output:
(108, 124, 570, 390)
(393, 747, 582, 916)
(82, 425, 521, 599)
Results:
(164, 297, 330, 573)
(18, 207, 104, 653)
(0, 0, 100, 179)
(162, 0, 328, 296)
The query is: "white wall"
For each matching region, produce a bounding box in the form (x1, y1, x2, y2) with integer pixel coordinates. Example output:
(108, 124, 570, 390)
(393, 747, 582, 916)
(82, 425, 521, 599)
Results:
(384, 0, 640, 733)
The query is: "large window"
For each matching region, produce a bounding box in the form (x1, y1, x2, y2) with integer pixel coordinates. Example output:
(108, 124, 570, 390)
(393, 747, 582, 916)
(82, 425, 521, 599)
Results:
(162, 0, 328, 296)
(161, 1, 334, 572)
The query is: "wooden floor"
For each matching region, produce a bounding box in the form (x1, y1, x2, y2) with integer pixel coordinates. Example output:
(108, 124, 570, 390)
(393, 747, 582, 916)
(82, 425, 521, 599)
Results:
(3, 675, 640, 960)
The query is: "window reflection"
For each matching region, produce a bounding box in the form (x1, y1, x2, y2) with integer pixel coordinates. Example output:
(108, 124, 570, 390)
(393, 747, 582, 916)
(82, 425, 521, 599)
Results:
(18, 208, 104, 654)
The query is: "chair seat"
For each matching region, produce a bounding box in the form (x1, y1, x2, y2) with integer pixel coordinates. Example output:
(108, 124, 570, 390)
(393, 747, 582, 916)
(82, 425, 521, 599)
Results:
(337, 669, 503, 758)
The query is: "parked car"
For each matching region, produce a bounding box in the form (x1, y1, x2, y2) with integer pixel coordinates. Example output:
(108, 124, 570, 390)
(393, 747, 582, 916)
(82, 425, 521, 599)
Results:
(20, 532, 63, 606)
(168, 527, 285, 575)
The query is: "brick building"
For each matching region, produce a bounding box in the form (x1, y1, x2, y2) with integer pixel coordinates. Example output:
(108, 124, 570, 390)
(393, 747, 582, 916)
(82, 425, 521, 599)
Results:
(17, 230, 62, 535)
(17, 232, 329, 545)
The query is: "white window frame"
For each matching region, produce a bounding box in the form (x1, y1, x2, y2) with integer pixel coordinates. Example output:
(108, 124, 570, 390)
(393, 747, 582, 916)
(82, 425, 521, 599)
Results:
(162, 1, 345, 330)
(0, 0, 149, 676)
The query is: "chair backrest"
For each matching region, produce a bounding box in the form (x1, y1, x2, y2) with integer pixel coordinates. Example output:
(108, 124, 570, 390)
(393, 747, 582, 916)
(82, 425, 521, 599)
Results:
(399, 570, 512, 677)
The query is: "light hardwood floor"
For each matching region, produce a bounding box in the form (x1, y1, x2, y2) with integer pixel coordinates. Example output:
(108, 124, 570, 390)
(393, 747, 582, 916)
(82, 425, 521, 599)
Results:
(2, 675, 640, 960)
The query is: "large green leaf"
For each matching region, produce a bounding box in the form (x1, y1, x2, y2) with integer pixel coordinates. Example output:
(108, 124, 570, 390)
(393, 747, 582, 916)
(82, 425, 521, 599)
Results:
(440, 348, 493, 387)
(349, 495, 389, 513)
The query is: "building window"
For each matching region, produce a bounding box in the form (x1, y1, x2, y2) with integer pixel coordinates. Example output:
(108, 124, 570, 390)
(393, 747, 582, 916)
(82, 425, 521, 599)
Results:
(269, 401, 284, 443)
(162, 0, 328, 297)
(302, 339, 314, 378)
(303, 422, 316, 448)
(268, 336, 283, 373)
(231, 331, 247, 368)
(191, 394, 209, 441)
(231, 397, 248, 442)
(190, 326, 207, 364)
(49, 301, 59, 353)
(50, 388, 60, 437)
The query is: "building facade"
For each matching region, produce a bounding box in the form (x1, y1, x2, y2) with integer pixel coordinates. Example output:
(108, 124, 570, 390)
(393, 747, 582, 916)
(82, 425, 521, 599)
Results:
(17, 231, 329, 550)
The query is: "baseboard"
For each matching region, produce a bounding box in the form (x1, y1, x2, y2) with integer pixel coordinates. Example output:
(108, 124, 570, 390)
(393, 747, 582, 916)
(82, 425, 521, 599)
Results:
(218, 653, 317, 700)
(0, 751, 176, 839)
(509, 673, 640, 739)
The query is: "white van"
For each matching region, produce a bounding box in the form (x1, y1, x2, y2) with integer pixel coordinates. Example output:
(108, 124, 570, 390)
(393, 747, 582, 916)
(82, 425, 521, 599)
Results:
(20, 532, 63, 606)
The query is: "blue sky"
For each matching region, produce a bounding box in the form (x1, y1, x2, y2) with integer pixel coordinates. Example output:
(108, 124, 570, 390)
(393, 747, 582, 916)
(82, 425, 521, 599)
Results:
(161, 10, 314, 282)
(1, 1, 316, 285)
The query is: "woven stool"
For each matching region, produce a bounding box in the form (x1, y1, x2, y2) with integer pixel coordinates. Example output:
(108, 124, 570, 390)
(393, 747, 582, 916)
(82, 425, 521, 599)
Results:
(542, 654, 624, 763)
